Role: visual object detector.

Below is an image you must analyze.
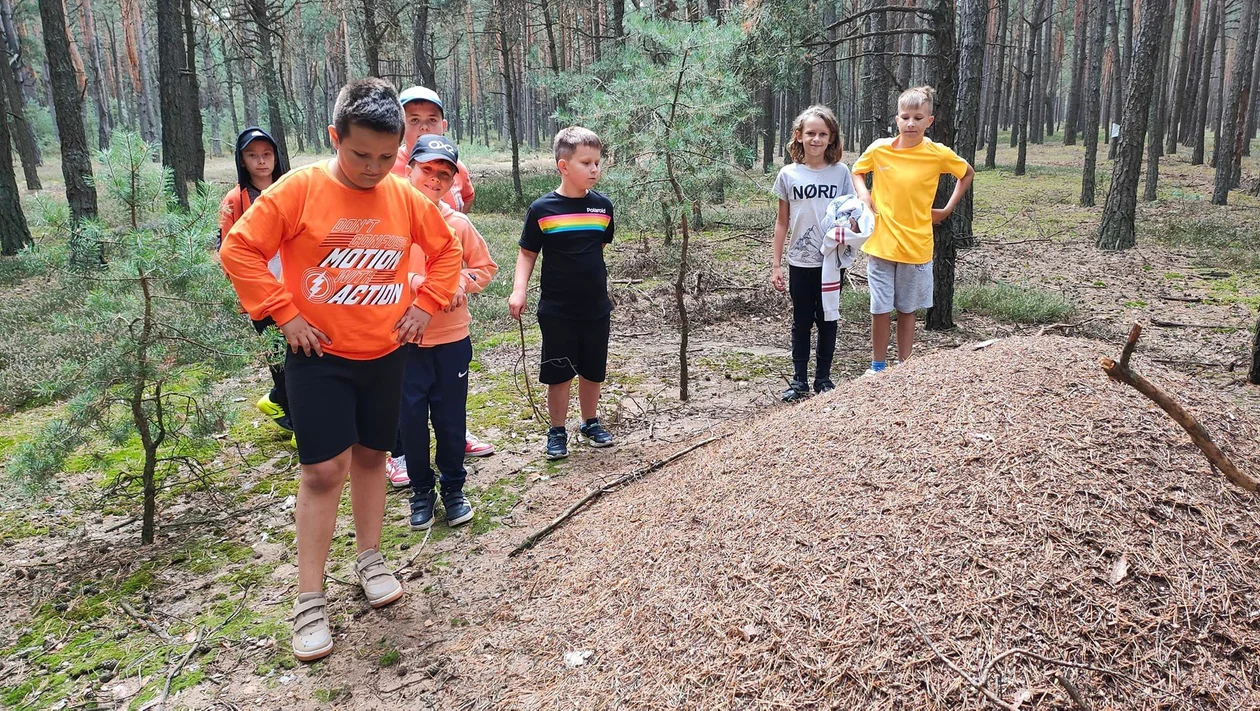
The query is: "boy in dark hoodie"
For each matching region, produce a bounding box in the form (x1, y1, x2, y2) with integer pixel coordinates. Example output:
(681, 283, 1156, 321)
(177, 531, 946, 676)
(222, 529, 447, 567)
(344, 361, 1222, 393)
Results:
(218, 127, 293, 432)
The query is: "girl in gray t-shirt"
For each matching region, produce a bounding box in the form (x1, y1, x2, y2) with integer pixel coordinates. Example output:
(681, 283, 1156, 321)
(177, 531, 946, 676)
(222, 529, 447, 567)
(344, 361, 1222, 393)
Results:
(771, 105, 854, 401)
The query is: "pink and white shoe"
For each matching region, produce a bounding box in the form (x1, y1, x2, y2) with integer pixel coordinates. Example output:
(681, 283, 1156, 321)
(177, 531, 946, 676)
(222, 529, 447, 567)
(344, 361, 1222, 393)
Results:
(464, 430, 494, 458)
(385, 455, 410, 488)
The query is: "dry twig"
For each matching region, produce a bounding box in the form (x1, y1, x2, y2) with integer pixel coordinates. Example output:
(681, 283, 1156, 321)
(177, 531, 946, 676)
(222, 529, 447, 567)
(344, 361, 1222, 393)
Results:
(1101, 324, 1257, 491)
(509, 433, 729, 556)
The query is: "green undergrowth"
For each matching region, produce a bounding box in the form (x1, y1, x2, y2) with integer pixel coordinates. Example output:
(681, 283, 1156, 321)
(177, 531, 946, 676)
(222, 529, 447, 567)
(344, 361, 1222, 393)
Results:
(954, 281, 1075, 324)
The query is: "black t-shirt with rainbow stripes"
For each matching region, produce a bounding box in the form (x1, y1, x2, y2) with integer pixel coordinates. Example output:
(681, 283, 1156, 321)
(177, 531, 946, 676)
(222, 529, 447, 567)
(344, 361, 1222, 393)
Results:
(519, 190, 616, 320)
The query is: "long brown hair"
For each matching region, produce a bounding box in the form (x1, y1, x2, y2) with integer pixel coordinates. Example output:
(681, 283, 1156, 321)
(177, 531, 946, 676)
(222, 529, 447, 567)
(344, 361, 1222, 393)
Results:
(786, 105, 844, 165)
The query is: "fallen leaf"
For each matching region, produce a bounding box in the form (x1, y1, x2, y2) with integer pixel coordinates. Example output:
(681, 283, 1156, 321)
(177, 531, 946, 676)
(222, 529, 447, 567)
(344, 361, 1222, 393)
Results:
(1109, 554, 1129, 585)
(563, 650, 594, 668)
(971, 339, 1000, 350)
(739, 623, 764, 642)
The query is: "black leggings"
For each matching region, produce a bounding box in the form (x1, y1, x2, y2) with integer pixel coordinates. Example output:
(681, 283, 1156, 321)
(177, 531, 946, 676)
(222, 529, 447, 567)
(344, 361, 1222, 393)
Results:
(788, 264, 840, 385)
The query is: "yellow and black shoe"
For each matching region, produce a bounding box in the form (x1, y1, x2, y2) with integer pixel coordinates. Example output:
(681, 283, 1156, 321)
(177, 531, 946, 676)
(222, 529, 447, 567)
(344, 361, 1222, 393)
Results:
(257, 393, 294, 432)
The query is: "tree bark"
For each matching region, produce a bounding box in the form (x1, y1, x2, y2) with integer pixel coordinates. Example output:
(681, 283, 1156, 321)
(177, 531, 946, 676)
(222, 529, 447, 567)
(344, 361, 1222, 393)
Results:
(1144, 0, 1176, 202)
(1207, 0, 1226, 168)
(985, 0, 1009, 168)
(246, 0, 290, 165)
(495, 0, 522, 203)
(0, 79, 31, 255)
(156, 0, 191, 205)
(953, 0, 987, 249)
(1190, 0, 1219, 164)
(1211, 0, 1257, 203)
(926, 0, 957, 332)
(611, 0, 625, 45)
(121, 0, 157, 142)
(412, 1, 435, 86)
(1164, 0, 1196, 154)
(180, 0, 204, 183)
(78, 0, 112, 150)
(1250, 314, 1260, 386)
(0, 0, 36, 100)
(362, 0, 381, 78)
(0, 21, 41, 189)
(37, 0, 98, 223)
(1081, 0, 1108, 205)
(1245, 28, 1260, 154)
(1096, 0, 1169, 250)
(1065, 0, 1089, 144)
(1016, 0, 1045, 175)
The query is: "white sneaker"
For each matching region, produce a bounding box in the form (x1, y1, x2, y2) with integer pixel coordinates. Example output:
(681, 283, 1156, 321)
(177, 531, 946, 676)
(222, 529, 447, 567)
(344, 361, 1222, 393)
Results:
(355, 549, 403, 608)
(291, 592, 333, 662)
(385, 455, 409, 488)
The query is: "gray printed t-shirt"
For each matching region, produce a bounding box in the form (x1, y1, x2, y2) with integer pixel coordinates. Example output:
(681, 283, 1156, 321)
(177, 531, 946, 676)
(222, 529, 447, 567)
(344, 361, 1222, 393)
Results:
(772, 162, 856, 268)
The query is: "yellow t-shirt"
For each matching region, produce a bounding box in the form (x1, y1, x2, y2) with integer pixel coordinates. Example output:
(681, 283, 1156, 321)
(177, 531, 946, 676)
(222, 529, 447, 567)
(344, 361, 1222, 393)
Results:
(852, 137, 969, 264)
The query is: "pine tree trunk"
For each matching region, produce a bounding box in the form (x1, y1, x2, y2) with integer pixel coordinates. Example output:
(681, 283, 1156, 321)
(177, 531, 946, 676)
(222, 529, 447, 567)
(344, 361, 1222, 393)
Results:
(985, 0, 1009, 168)
(362, 0, 380, 78)
(0, 23, 41, 189)
(1245, 33, 1260, 154)
(156, 0, 190, 205)
(0, 82, 31, 255)
(926, 0, 957, 332)
(37, 0, 98, 223)
(1016, 2, 1044, 176)
(247, 0, 290, 164)
(221, 34, 239, 136)
(1065, 0, 1089, 144)
(1081, 0, 1108, 205)
(1190, 0, 1219, 164)
(611, 0, 625, 44)
(180, 0, 204, 183)
(495, 0, 522, 203)
(1144, 0, 1176, 202)
(412, 2, 435, 87)
(121, 0, 156, 142)
(1211, 0, 1257, 204)
(1249, 314, 1260, 385)
(79, 0, 112, 149)
(1208, 4, 1226, 169)
(1164, 0, 1195, 153)
(1010, 0, 1025, 147)
(1096, 0, 1169, 250)
(1177, 3, 1202, 144)
(0, 0, 36, 101)
(761, 85, 774, 170)
(200, 20, 222, 156)
(953, 0, 987, 249)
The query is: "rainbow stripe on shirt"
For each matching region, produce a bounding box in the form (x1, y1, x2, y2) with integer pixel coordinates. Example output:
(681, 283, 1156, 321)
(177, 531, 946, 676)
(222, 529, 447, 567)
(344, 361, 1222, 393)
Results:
(537, 212, 611, 234)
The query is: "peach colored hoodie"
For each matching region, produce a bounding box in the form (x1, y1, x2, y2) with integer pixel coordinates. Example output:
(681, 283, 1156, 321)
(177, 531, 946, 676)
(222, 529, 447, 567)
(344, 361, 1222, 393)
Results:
(407, 201, 497, 346)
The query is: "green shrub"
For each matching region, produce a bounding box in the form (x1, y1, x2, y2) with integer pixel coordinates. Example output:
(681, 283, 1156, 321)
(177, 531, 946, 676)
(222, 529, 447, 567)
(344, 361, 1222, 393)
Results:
(954, 282, 1074, 324)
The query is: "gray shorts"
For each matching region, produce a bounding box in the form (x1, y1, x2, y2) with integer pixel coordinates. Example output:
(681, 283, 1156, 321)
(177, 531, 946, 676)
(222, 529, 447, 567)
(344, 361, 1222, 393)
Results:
(867, 255, 933, 314)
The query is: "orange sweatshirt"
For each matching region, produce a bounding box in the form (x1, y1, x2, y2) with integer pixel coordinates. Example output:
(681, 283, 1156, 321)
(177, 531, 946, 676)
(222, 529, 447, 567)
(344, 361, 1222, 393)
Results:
(408, 201, 498, 346)
(219, 161, 463, 360)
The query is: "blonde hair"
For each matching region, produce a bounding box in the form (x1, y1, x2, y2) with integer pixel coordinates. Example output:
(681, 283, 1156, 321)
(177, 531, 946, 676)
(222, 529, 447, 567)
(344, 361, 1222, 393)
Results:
(553, 126, 602, 162)
(898, 86, 937, 113)
(786, 105, 844, 165)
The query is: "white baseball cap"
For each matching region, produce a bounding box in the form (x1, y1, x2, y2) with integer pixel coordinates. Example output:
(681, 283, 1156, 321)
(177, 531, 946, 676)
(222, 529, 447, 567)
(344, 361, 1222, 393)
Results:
(399, 86, 444, 114)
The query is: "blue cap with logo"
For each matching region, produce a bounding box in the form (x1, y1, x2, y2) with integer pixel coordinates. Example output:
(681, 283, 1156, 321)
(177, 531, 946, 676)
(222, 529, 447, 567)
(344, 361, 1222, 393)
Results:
(399, 86, 444, 114)
(409, 134, 459, 167)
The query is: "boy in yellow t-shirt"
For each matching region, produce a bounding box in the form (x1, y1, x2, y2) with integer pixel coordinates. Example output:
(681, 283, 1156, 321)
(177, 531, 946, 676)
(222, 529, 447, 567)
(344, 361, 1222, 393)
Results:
(852, 85, 974, 375)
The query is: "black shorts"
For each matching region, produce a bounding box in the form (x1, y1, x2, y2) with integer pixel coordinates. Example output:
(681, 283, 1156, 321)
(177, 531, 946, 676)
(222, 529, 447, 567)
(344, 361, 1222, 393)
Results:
(537, 314, 610, 385)
(285, 347, 406, 465)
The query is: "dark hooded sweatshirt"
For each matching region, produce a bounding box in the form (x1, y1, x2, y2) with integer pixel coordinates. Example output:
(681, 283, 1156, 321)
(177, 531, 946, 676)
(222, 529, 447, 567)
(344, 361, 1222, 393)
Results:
(218, 127, 288, 250)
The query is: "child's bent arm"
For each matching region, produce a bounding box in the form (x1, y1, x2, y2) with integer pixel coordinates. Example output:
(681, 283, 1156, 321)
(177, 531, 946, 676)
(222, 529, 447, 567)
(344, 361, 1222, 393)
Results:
(940, 163, 976, 216)
(770, 199, 789, 292)
(508, 248, 539, 320)
(851, 173, 876, 214)
(458, 223, 498, 295)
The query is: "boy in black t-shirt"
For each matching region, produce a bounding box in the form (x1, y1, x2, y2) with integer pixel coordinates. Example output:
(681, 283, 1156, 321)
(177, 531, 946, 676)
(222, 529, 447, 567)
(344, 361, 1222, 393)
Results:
(509, 127, 615, 460)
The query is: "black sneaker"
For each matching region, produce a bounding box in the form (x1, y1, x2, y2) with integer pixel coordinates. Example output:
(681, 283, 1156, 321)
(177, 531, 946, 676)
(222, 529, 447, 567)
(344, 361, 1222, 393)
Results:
(545, 427, 568, 460)
(579, 418, 614, 448)
(441, 491, 474, 527)
(409, 490, 436, 530)
(780, 380, 809, 402)
(814, 379, 835, 394)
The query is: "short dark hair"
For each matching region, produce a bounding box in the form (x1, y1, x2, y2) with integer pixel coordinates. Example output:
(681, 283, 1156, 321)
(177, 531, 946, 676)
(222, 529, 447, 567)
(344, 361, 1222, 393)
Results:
(553, 126, 602, 162)
(333, 78, 404, 139)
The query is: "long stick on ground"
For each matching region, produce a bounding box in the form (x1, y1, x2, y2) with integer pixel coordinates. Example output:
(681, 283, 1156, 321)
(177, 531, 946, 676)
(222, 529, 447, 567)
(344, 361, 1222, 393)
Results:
(1100, 324, 1258, 492)
(517, 318, 544, 423)
(509, 433, 729, 557)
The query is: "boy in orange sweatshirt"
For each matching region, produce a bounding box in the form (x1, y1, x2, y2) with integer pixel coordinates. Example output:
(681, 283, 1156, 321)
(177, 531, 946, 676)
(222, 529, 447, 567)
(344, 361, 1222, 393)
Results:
(219, 78, 462, 663)
(398, 135, 498, 529)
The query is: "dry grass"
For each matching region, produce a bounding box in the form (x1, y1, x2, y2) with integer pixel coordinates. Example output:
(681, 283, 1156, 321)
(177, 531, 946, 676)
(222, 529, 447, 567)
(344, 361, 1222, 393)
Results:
(447, 336, 1260, 709)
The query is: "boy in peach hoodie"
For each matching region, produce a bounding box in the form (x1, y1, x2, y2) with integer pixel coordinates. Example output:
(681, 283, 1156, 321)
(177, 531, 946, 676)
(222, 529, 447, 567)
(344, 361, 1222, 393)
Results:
(399, 134, 498, 529)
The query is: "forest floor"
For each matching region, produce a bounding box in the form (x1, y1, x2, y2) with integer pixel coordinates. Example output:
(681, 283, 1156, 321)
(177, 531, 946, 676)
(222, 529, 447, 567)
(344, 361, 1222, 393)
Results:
(1, 137, 1259, 709)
